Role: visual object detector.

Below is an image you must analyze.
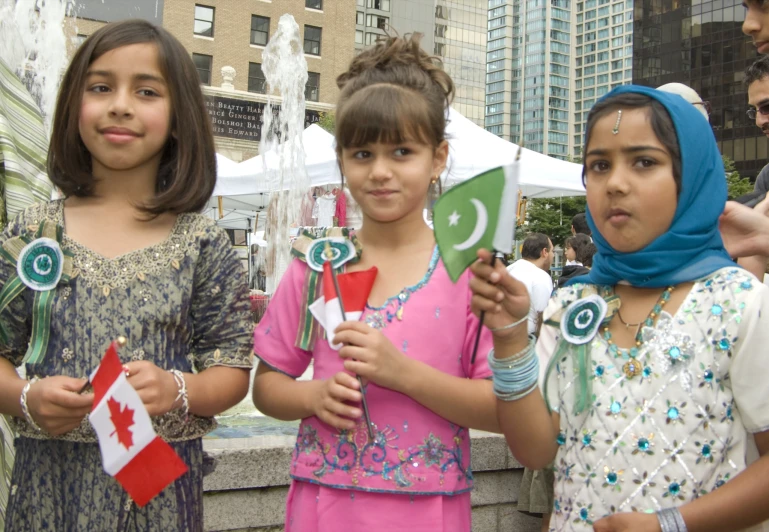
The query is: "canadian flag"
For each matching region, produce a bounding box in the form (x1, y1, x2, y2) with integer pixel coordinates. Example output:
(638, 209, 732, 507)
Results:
(88, 342, 188, 507)
(309, 262, 377, 349)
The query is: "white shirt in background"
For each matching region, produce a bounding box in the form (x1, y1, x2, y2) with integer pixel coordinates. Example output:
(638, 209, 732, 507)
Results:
(507, 259, 554, 335)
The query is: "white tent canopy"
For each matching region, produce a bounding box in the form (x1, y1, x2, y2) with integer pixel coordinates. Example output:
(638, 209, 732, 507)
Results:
(442, 109, 585, 198)
(210, 109, 585, 213)
(210, 124, 341, 211)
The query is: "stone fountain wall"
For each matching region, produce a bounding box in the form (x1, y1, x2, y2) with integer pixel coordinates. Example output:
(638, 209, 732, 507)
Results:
(201, 431, 542, 532)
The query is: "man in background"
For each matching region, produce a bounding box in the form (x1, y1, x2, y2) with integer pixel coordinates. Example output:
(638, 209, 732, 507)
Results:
(507, 233, 554, 336)
(571, 212, 591, 238)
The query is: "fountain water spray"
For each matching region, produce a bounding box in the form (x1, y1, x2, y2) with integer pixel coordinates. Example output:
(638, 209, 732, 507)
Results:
(0, 0, 76, 132)
(261, 14, 310, 292)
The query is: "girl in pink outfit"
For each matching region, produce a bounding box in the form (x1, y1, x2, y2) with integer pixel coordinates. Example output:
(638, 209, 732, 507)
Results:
(252, 35, 497, 532)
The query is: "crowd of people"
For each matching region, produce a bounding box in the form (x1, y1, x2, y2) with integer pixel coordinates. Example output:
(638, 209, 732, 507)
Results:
(1, 6, 769, 532)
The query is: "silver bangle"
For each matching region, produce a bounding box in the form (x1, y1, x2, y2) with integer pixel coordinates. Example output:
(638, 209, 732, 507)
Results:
(20, 377, 42, 432)
(657, 508, 688, 532)
(488, 313, 529, 332)
(169, 369, 189, 419)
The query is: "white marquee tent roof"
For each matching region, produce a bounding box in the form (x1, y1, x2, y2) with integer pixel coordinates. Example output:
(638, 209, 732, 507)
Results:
(209, 109, 585, 226)
(442, 109, 585, 198)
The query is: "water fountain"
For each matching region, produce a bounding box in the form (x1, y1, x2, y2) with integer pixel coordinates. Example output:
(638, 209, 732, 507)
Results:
(211, 14, 311, 440)
(261, 14, 311, 295)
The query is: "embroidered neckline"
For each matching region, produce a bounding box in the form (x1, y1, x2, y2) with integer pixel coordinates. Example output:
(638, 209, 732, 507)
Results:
(27, 201, 212, 291)
(366, 245, 440, 312)
(52, 199, 188, 263)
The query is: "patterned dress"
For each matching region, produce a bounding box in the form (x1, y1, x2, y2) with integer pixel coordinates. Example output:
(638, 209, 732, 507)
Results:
(538, 268, 769, 530)
(0, 201, 253, 531)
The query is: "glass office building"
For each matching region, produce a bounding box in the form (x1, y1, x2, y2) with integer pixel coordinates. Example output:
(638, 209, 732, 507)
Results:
(485, 0, 573, 157)
(632, 0, 767, 177)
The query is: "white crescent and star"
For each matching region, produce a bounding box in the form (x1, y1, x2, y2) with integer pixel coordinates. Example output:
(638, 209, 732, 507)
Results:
(452, 198, 488, 251)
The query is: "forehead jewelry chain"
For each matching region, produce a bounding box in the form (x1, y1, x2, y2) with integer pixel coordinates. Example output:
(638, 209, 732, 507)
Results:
(612, 110, 622, 135)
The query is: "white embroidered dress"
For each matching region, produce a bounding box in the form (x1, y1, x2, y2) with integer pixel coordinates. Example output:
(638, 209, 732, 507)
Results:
(538, 267, 769, 530)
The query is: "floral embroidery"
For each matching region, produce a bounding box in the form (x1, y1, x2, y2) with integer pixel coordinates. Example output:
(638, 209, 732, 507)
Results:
(292, 422, 472, 491)
(61, 348, 73, 363)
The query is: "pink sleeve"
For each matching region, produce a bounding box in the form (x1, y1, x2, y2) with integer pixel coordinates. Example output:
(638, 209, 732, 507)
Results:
(253, 259, 313, 378)
(461, 271, 494, 379)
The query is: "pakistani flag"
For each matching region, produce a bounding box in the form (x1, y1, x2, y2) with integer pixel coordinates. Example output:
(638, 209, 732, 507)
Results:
(434, 164, 519, 282)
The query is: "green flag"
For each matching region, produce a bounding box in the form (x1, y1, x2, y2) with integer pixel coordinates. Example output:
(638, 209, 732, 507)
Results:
(434, 166, 516, 282)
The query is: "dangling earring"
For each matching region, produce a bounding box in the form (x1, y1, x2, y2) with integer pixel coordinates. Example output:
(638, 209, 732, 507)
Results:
(430, 175, 438, 185)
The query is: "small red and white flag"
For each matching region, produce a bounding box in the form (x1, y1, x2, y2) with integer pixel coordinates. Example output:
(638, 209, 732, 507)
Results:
(309, 262, 377, 350)
(88, 342, 188, 507)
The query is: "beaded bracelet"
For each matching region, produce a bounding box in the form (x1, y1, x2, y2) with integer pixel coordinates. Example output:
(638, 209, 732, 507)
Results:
(169, 369, 189, 419)
(657, 508, 688, 532)
(20, 377, 42, 432)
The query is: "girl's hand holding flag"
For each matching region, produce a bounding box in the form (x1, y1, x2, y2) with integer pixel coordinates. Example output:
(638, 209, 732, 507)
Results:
(334, 321, 411, 392)
(469, 248, 531, 342)
(23, 376, 93, 435)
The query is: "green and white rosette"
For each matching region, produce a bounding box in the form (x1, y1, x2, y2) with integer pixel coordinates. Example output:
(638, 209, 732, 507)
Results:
(0, 221, 75, 365)
(305, 237, 356, 272)
(560, 294, 607, 346)
(544, 294, 608, 415)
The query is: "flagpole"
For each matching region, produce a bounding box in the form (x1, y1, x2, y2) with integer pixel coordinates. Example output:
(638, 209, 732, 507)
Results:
(469, 253, 498, 364)
(470, 147, 522, 364)
(323, 242, 375, 442)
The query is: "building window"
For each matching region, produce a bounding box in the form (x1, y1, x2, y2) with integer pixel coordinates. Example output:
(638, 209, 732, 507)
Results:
(365, 32, 379, 45)
(367, 0, 390, 10)
(248, 62, 266, 93)
(304, 25, 322, 55)
(355, 30, 364, 44)
(356, 11, 365, 24)
(306, 0, 323, 9)
(251, 16, 270, 46)
(192, 53, 212, 85)
(366, 14, 388, 29)
(306, 72, 320, 101)
(194, 5, 214, 37)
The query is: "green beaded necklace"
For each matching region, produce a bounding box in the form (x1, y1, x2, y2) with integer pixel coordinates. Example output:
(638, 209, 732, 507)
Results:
(602, 285, 675, 379)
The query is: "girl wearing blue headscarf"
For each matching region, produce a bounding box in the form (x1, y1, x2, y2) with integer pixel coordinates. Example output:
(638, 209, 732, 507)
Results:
(470, 85, 769, 532)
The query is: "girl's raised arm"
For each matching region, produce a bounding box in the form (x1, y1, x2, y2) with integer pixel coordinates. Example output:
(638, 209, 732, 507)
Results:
(469, 249, 560, 469)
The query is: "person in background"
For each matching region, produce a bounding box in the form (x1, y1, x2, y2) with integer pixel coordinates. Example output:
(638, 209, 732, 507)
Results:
(570, 212, 591, 238)
(507, 233, 554, 336)
(557, 235, 594, 288)
(743, 57, 769, 195)
(657, 82, 711, 120)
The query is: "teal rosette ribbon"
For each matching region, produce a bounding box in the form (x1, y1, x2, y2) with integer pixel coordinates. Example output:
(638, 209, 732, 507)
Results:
(543, 293, 610, 415)
(0, 221, 76, 365)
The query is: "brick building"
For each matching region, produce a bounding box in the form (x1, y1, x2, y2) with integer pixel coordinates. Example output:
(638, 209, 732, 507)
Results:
(66, 0, 354, 160)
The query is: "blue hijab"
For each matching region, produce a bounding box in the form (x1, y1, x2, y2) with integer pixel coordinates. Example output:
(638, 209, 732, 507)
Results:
(568, 85, 735, 288)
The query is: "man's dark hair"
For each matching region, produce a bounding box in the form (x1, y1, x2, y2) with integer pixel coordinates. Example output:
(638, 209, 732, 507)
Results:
(745, 56, 769, 87)
(521, 233, 551, 260)
(571, 213, 591, 236)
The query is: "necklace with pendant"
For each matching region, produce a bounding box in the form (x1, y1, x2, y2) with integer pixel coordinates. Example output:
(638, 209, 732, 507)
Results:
(603, 285, 675, 379)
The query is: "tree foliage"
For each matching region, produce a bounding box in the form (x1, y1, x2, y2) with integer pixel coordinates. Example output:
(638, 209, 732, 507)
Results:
(317, 110, 335, 134)
(524, 195, 588, 248)
(722, 155, 753, 200)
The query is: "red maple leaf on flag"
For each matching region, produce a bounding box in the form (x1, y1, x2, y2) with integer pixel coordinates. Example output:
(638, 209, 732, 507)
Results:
(107, 397, 135, 450)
